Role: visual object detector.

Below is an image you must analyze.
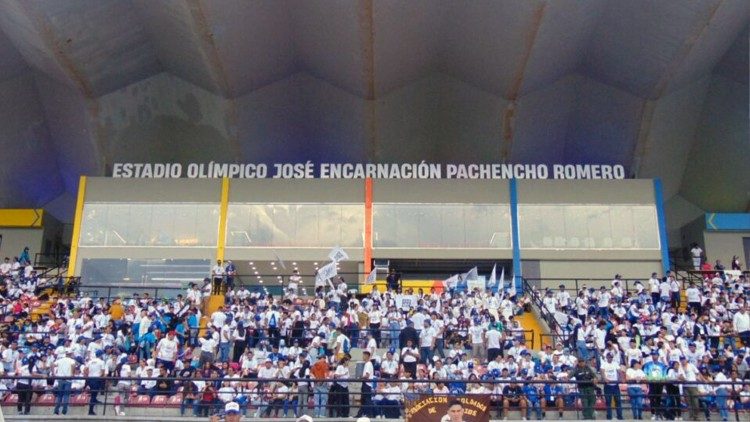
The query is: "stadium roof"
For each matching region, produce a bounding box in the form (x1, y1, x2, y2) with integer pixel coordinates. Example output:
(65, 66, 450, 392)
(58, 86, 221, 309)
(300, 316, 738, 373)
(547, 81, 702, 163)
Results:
(0, 0, 747, 238)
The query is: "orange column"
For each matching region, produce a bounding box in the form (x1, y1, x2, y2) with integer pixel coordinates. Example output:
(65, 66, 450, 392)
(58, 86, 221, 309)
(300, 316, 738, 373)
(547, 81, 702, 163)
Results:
(364, 178, 373, 274)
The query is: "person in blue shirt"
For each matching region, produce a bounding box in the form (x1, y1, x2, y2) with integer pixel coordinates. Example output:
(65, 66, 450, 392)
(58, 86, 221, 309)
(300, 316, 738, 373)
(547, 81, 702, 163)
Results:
(642, 352, 668, 420)
(522, 378, 544, 420)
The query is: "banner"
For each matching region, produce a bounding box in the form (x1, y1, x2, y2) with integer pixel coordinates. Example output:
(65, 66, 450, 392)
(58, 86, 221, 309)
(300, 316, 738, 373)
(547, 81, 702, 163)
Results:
(405, 394, 491, 422)
(328, 247, 349, 263)
(316, 261, 337, 283)
(111, 161, 627, 180)
(365, 268, 377, 284)
(486, 264, 497, 289)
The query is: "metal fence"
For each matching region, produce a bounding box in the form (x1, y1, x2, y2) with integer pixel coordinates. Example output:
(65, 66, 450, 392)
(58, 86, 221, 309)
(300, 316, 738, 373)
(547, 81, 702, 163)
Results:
(0, 375, 747, 420)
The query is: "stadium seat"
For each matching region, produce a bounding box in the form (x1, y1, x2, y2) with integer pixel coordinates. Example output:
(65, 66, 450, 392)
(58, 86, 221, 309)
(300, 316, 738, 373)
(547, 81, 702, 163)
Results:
(3, 393, 17, 405)
(132, 395, 152, 406)
(36, 393, 55, 405)
(166, 393, 183, 407)
(151, 395, 169, 407)
(70, 393, 89, 405)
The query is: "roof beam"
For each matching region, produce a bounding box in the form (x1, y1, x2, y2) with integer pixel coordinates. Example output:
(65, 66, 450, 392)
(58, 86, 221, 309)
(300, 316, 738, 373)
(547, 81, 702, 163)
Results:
(500, 1, 547, 162)
(630, 0, 724, 178)
(12, 0, 107, 173)
(359, 0, 378, 161)
(184, 0, 242, 161)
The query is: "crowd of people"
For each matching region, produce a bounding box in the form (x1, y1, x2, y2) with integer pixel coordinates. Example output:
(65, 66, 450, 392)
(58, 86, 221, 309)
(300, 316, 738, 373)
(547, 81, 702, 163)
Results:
(0, 252, 747, 421)
(537, 267, 750, 421)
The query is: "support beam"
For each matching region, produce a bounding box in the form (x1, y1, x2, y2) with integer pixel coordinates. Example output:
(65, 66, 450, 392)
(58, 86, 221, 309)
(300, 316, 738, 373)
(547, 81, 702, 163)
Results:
(216, 177, 230, 262)
(359, 0, 378, 161)
(510, 179, 522, 292)
(364, 178, 373, 275)
(67, 176, 87, 276)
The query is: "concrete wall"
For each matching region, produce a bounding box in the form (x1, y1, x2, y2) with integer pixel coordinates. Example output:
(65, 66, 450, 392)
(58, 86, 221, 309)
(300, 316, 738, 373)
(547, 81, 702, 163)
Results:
(537, 260, 662, 289)
(704, 231, 750, 265)
(85, 178, 221, 203)
(0, 227, 43, 261)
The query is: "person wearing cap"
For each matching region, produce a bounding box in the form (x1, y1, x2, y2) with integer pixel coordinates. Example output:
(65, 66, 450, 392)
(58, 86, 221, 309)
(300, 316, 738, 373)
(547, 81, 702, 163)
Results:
(570, 358, 597, 419)
(310, 354, 329, 418)
(643, 351, 667, 420)
(220, 400, 241, 422)
(52, 349, 77, 415)
(501, 378, 527, 419)
(85, 348, 106, 415)
(600, 352, 624, 420)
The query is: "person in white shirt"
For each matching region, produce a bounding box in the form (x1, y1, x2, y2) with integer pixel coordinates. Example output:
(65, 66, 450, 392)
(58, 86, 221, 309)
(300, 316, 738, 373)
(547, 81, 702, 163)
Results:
(198, 333, 218, 365)
(419, 320, 436, 363)
(485, 327, 503, 362)
(597, 287, 611, 319)
(625, 361, 646, 420)
(155, 330, 178, 371)
(52, 351, 77, 415)
(679, 356, 700, 421)
(211, 260, 225, 294)
(648, 273, 661, 305)
(734, 306, 750, 348)
(600, 352, 624, 420)
(690, 243, 703, 270)
(401, 340, 419, 379)
(329, 356, 350, 417)
(556, 285, 571, 310)
(85, 350, 106, 415)
(685, 282, 702, 314)
(356, 350, 376, 418)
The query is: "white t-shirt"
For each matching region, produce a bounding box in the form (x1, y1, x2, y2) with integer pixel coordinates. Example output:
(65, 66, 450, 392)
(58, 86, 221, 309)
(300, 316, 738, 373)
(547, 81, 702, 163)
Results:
(686, 287, 701, 303)
(54, 356, 76, 377)
(486, 330, 502, 349)
(87, 358, 106, 377)
(419, 327, 436, 348)
(469, 326, 484, 344)
(401, 347, 418, 363)
(601, 361, 620, 382)
(157, 337, 178, 361)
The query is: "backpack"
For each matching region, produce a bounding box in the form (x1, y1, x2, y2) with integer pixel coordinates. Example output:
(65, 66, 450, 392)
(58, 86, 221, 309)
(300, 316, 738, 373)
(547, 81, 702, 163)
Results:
(342, 337, 351, 354)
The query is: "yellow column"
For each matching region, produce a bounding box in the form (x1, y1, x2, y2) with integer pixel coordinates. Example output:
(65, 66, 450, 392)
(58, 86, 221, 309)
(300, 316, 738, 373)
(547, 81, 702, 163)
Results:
(216, 177, 230, 262)
(67, 176, 87, 276)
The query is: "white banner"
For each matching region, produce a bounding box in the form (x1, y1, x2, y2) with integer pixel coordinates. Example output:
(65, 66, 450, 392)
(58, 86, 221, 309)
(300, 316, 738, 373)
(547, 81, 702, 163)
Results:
(365, 268, 377, 284)
(328, 247, 349, 263)
(467, 276, 486, 292)
(111, 162, 626, 180)
(316, 261, 337, 283)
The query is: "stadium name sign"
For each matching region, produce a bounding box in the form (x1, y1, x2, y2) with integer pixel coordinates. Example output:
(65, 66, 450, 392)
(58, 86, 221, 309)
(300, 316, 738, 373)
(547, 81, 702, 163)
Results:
(112, 162, 626, 180)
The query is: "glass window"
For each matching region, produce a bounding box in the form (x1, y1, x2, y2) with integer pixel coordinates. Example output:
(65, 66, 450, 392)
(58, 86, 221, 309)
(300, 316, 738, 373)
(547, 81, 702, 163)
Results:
(80, 203, 219, 247)
(226, 204, 363, 247)
(519, 204, 659, 250)
(373, 203, 511, 248)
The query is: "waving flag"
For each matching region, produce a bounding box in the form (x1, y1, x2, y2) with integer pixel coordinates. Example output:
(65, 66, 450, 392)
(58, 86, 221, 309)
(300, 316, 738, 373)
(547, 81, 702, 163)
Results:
(487, 264, 497, 289)
(328, 247, 349, 263)
(365, 268, 377, 284)
(316, 261, 337, 283)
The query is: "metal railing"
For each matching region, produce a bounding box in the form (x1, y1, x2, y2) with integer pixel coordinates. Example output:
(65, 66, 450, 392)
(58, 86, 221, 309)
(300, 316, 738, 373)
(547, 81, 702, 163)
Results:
(0, 375, 746, 420)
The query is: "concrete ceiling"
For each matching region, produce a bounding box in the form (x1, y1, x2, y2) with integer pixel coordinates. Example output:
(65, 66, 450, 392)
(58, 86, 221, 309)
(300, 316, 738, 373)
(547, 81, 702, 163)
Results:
(0, 0, 747, 221)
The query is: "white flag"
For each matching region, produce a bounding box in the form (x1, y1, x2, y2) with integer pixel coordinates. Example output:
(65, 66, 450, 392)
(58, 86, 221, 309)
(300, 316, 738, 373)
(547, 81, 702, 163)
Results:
(461, 266, 478, 281)
(365, 268, 377, 284)
(487, 264, 497, 288)
(328, 247, 349, 263)
(316, 261, 337, 283)
(443, 274, 458, 289)
(272, 250, 287, 270)
(508, 275, 517, 297)
(499, 267, 505, 289)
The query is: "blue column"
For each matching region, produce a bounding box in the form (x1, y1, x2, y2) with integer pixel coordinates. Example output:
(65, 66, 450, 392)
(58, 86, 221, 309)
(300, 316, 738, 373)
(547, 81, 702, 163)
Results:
(653, 178, 670, 274)
(510, 179, 523, 292)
